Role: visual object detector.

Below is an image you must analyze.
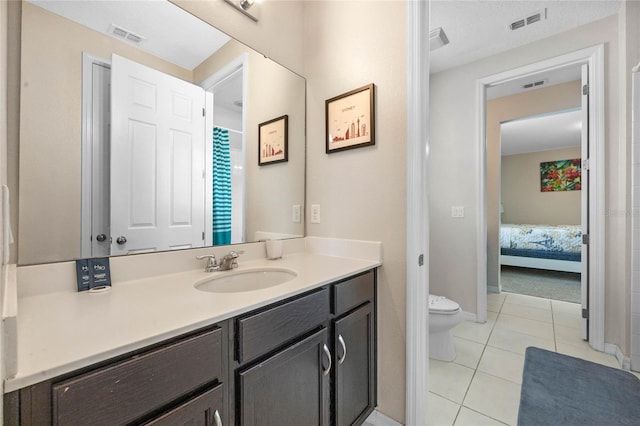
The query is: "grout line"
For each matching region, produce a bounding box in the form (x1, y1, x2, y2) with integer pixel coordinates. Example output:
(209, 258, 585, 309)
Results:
(551, 299, 558, 352)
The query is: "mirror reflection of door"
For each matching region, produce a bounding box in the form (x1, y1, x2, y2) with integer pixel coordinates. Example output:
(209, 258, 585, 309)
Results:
(110, 54, 206, 255)
(82, 54, 247, 257)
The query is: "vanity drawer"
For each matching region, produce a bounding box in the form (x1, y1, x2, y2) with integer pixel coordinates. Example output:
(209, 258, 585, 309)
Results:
(52, 326, 222, 426)
(237, 287, 330, 363)
(333, 270, 375, 316)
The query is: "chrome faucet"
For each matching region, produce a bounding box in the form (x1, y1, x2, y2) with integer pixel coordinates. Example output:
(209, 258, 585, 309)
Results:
(219, 250, 243, 271)
(196, 254, 219, 272)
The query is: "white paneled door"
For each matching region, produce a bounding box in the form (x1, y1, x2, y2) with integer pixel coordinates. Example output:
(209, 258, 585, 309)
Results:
(110, 54, 205, 255)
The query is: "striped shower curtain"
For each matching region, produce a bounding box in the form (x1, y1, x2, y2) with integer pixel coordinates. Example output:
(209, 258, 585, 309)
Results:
(212, 127, 232, 245)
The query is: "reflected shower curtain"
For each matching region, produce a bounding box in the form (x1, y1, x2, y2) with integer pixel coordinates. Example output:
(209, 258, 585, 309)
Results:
(212, 127, 232, 245)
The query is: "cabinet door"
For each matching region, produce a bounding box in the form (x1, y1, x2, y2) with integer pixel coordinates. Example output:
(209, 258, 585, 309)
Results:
(334, 302, 375, 426)
(238, 328, 330, 426)
(145, 383, 224, 426)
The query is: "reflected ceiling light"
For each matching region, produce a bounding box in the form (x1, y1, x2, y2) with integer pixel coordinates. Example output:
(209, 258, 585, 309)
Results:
(224, 0, 259, 22)
(429, 27, 449, 51)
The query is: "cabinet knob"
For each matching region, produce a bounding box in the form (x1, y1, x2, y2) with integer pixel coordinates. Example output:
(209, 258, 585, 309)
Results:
(322, 344, 332, 376)
(338, 334, 347, 364)
(95, 233, 107, 242)
(116, 236, 127, 245)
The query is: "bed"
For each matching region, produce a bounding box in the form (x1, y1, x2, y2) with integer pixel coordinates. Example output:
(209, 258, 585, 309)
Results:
(500, 224, 582, 273)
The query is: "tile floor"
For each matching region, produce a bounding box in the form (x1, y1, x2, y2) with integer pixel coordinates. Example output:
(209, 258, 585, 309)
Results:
(428, 292, 630, 426)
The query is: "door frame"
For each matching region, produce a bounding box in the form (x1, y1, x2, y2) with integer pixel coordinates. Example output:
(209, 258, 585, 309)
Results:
(80, 53, 110, 258)
(475, 44, 605, 350)
(405, 0, 429, 424)
(200, 54, 248, 245)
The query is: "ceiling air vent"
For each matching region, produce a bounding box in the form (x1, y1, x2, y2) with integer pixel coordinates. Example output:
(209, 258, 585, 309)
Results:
(108, 24, 145, 44)
(522, 79, 548, 90)
(509, 8, 547, 31)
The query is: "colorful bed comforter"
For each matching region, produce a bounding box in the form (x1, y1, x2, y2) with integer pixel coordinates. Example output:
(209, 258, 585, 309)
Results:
(500, 224, 582, 262)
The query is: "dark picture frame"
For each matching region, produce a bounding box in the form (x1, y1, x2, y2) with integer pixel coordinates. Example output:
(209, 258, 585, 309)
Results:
(258, 115, 288, 165)
(325, 83, 375, 153)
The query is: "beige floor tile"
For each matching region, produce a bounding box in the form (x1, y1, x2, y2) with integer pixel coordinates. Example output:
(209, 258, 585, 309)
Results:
(454, 407, 508, 426)
(487, 293, 506, 313)
(453, 337, 485, 369)
(494, 313, 554, 340)
(500, 303, 553, 323)
(553, 310, 583, 329)
(488, 327, 555, 356)
(427, 392, 461, 426)
(554, 323, 585, 346)
(556, 341, 620, 368)
(503, 293, 551, 311)
(477, 346, 526, 384)
(429, 359, 476, 404)
(551, 299, 582, 315)
(463, 371, 521, 426)
(453, 312, 497, 344)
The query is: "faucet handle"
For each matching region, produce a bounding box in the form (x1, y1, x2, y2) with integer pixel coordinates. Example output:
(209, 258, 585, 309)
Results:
(225, 250, 244, 269)
(196, 254, 219, 272)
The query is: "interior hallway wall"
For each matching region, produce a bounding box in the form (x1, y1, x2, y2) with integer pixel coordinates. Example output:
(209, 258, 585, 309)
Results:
(501, 146, 582, 226)
(303, 2, 407, 422)
(430, 15, 629, 354)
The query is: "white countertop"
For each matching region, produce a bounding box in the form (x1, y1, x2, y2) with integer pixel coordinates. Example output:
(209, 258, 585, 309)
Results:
(5, 238, 381, 393)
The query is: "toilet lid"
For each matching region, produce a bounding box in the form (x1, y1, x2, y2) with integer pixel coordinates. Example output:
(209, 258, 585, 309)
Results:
(429, 294, 460, 313)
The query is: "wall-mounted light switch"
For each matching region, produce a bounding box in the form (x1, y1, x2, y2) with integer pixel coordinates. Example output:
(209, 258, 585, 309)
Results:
(292, 204, 301, 223)
(311, 204, 321, 224)
(451, 206, 465, 218)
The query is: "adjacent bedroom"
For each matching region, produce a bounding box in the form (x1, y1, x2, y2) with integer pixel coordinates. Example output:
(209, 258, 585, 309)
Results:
(499, 105, 583, 304)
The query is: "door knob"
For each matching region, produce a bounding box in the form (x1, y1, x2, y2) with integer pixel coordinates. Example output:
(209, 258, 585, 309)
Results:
(116, 236, 127, 245)
(96, 234, 107, 242)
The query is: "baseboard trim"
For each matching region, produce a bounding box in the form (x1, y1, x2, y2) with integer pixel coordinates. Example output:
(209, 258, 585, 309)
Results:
(604, 342, 630, 370)
(462, 310, 478, 322)
(363, 409, 404, 426)
(487, 285, 499, 294)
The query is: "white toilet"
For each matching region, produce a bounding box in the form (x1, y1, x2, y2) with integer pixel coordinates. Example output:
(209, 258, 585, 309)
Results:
(429, 294, 464, 361)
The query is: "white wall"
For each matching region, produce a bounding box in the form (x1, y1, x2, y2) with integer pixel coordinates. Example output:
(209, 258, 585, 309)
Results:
(172, 0, 305, 76)
(303, 2, 407, 423)
(1, 0, 8, 416)
(430, 15, 630, 353)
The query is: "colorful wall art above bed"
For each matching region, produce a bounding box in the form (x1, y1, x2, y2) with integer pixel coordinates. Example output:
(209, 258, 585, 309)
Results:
(540, 158, 582, 192)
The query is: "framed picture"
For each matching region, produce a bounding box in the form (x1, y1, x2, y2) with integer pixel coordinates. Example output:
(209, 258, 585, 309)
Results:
(258, 115, 288, 165)
(325, 83, 375, 153)
(540, 158, 582, 192)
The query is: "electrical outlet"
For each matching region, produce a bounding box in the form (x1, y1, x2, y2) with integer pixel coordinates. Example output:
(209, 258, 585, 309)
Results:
(451, 206, 465, 218)
(292, 205, 301, 223)
(311, 204, 321, 224)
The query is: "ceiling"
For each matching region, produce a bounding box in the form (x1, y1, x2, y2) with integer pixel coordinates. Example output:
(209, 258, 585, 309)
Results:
(430, 1, 619, 156)
(500, 109, 582, 156)
(430, 0, 621, 74)
(28, 0, 230, 70)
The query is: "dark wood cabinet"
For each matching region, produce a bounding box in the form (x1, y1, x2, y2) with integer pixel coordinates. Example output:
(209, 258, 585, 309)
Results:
(4, 323, 228, 426)
(144, 383, 224, 426)
(5, 269, 377, 426)
(238, 328, 330, 426)
(333, 302, 375, 426)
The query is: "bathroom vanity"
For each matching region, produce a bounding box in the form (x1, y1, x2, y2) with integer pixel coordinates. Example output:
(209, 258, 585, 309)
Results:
(3, 242, 379, 426)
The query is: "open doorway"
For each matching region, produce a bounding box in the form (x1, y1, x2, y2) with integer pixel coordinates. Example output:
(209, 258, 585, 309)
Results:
(476, 45, 605, 349)
(498, 108, 583, 305)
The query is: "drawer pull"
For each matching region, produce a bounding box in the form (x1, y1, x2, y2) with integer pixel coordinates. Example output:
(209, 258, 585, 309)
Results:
(214, 409, 223, 426)
(322, 344, 332, 376)
(338, 334, 347, 364)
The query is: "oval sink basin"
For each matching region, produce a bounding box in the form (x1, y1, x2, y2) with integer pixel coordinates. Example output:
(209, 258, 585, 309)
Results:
(194, 267, 297, 293)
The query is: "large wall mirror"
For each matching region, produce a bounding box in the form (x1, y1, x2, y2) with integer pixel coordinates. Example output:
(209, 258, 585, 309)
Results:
(17, 0, 306, 265)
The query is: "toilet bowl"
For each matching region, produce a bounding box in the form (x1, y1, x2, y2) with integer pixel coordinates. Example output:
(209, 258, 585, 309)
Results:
(429, 294, 463, 361)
